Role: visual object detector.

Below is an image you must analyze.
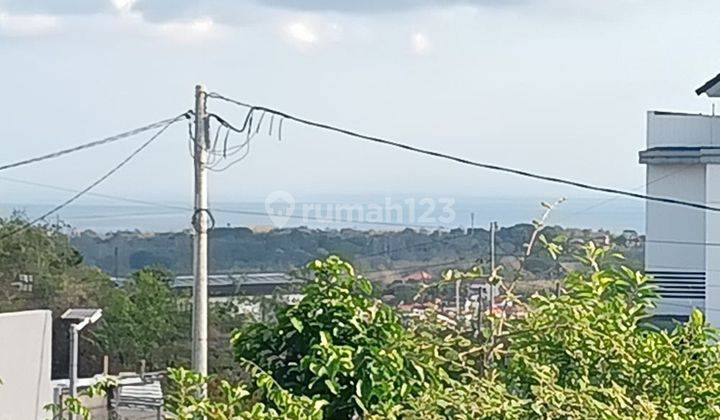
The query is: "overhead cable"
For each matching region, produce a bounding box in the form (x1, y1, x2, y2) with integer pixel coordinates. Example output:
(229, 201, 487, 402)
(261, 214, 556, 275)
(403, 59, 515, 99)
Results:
(208, 92, 720, 213)
(0, 112, 189, 240)
(0, 113, 192, 172)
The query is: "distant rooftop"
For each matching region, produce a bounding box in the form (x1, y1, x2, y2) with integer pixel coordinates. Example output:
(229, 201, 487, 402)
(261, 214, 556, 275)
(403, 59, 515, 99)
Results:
(172, 272, 300, 288)
(111, 272, 303, 295)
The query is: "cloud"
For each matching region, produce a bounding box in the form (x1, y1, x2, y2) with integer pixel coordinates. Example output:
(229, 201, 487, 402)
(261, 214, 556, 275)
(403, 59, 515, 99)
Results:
(255, 0, 515, 13)
(0, 0, 108, 15)
(0, 11, 58, 37)
(285, 21, 317, 44)
(111, 0, 137, 13)
(0, 0, 521, 42)
(131, 0, 522, 24)
(411, 32, 429, 54)
(0, 0, 521, 24)
(152, 17, 230, 43)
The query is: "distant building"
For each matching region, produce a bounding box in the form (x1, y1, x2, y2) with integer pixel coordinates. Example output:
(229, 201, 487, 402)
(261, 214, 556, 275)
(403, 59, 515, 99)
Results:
(400, 270, 432, 283)
(113, 272, 303, 320)
(171, 272, 302, 296)
(112, 272, 302, 296)
(639, 73, 720, 325)
(11, 274, 33, 292)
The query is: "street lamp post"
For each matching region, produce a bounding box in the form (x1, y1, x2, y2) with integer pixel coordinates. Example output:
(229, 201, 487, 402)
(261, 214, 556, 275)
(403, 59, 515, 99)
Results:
(61, 308, 103, 420)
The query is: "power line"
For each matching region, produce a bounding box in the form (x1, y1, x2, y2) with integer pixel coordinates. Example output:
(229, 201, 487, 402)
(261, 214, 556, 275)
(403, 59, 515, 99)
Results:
(12, 172, 720, 249)
(353, 231, 506, 264)
(208, 93, 252, 108)
(10, 174, 720, 249)
(661, 301, 720, 314)
(363, 257, 474, 276)
(356, 235, 473, 261)
(62, 211, 187, 221)
(646, 239, 720, 247)
(0, 113, 188, 240)
(0, 113, 191, 172)
(361, 259, 720, 315)
(552, 166, 691, 227)
(0, 174, 449, 230)
(208, 92, 720, 214)
(210, 206, 447, 230)
(0, 175, 191, 212)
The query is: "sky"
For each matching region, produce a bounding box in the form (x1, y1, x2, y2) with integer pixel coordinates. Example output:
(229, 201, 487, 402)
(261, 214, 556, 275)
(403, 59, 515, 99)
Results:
(1, 0, 720, 210)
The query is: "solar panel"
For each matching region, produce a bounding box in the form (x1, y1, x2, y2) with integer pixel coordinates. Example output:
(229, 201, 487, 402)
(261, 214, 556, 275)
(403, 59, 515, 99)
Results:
(61, 308, 102, 323)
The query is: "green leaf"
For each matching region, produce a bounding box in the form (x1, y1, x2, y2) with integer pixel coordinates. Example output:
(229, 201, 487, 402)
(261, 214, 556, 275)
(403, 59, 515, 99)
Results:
(358, 277, 372, 295)
(319, 331, 330, 347)
(290, 317, 304, 333)
(324, 379, 339, 395)
(411, 361, 425, 382)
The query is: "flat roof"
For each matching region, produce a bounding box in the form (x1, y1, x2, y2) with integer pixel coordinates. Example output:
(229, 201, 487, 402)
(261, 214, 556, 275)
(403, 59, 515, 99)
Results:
(113, 272, 302, 289)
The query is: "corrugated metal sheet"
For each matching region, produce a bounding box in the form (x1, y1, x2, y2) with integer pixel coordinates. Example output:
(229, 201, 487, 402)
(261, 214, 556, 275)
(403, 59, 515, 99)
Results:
(115, 377, 163, 408)
(113, 272, 302, 289)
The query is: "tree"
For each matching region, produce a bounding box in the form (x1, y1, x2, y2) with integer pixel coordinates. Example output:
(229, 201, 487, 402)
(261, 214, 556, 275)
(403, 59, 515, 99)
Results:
(0, 213, 107, 312)
(495, 243, 720, 418)
(228, 250, 720, 419)
(92, 267, 189, 370)
(232, 256, 453, 418)
(0, 214, 117, 377)
(52, 250, 720, 419)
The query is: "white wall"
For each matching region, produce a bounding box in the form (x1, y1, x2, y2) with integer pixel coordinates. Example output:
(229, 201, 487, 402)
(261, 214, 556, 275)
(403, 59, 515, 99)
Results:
(645, 164, 706, 316)
(647, 111, 720, 148)
(0, 310, 53, 420)
(706, 165, 720, 325)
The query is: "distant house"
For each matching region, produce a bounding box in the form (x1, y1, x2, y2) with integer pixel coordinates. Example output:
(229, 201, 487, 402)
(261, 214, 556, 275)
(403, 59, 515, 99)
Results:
(11, 274, 33, 292)
(400, 270, 432, 283)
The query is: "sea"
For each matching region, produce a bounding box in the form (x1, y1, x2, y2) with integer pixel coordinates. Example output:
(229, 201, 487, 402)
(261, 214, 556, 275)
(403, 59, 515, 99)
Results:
(0, 195, 645, 234)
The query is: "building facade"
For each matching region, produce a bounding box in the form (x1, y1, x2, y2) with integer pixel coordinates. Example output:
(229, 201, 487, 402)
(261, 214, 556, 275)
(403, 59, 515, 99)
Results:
(0, 310, 53, 419)
(641, 76, 720, 325)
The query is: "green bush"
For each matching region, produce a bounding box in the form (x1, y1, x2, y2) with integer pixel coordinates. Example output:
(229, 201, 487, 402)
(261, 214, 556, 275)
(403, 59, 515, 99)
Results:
(226, 251, 720, 419)
(232, 256, 449, 418)
(55, 251, 720, 419)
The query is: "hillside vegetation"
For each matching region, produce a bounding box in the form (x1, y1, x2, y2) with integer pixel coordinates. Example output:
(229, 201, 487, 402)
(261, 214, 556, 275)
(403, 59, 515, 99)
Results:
(70, 224, 643, 280)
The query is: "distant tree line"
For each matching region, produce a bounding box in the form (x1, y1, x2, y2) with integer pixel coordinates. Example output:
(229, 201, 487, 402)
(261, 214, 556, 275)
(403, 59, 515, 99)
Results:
(70, 224, 643, 280)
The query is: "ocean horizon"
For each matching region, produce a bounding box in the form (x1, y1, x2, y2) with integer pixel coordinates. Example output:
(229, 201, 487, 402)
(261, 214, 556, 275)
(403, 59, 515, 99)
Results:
(0, 195, 645, 234)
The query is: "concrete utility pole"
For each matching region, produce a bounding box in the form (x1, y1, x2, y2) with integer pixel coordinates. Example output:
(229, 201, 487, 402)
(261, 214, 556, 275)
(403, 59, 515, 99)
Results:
(455, 278, 462, 319)
(68, 326, 78, 420)
(475, 286, 484, 337)
(191, 85, 209, 376)
(489, 221, 497, 312)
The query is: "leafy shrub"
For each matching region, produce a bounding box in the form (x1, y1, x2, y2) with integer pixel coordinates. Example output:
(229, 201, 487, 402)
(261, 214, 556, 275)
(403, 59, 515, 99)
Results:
(55, 250, 720, 419)
(164, 366, 325, 419)
(228, 250, 720, 419)
(232, 256, 451, 418)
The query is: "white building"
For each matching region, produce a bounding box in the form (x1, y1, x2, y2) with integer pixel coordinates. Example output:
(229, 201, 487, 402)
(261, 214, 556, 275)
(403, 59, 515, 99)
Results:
(0, 310, 53, 419)
(641, 73, 720, 325)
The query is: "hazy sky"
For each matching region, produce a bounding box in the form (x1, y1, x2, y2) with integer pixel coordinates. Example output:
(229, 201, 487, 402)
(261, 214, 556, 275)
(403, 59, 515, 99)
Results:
(1, 0, 719, 206)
